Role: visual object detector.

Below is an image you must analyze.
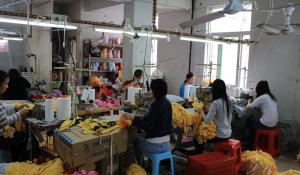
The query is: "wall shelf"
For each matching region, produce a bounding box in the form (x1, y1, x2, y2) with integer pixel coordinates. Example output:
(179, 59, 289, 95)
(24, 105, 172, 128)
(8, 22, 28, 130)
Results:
(97, 43, 123, 48)
(90, 57, 122, 63)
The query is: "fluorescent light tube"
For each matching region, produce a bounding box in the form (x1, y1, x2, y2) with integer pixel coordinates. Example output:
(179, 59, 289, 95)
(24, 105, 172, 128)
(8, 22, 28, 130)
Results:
(94, 27, 124, 34)
(0, 17, 77, 29)
(124, 31, 167, 39)
(95, 26, 167, 39)
(137, 32, 167, 39)
(0, 36, 23, 41)
(180, 36, 226, 44)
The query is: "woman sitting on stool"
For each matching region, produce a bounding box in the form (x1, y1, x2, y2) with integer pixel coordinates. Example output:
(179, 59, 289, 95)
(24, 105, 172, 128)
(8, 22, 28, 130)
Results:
(122, 79, 172, 162)
(194, 79, 233, 154)
(244, 81, 278, 149)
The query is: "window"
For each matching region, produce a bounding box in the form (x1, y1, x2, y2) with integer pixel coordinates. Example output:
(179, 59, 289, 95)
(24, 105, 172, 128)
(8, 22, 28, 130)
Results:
(204, 3, 251, 88)
(0, 40, 8, 52)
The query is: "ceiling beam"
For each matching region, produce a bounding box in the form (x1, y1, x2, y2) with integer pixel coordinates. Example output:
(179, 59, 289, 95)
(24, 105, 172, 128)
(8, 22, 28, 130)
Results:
(84, 0, 121, 12)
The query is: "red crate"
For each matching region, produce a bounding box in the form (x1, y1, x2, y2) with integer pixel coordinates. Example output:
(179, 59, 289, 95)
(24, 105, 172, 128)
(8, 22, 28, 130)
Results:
(184, 152, 235, 175)
(214, 139, 241, 174)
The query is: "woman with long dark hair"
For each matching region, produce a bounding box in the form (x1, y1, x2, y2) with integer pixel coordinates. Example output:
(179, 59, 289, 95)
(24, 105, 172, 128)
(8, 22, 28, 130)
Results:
(244, 81, 278, 148)
(3, 69, 31, 100)
(122, 79, 172, 162)
(179, 72, 195, 98)
(194, 79, 233, 154)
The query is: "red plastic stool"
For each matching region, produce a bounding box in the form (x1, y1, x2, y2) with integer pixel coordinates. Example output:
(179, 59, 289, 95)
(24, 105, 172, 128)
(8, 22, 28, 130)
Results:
(254, 128, 280, 157)
(214, 139, 241, 174)
(184, 152, 235, 175)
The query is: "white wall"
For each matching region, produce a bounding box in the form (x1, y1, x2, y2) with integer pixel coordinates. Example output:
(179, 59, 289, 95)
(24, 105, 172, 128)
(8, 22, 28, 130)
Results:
(191, 0, 300, 122)
(157, 10, 191, 95)
(81, 4, 124, 40)
(0, 1, 26, 72)
(248, 0, 300, 121)
(27, 1, 53, 82)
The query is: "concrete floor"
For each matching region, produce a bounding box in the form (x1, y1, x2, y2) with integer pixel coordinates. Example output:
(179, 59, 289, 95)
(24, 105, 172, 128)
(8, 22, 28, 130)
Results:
(276, 153, 300, 172)
(156, 151, 300, 175)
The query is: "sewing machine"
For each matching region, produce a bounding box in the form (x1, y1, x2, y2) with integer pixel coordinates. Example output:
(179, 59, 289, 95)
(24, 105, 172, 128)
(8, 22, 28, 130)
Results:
(196, 87, 212, 102)
(135, 92, 154, 108)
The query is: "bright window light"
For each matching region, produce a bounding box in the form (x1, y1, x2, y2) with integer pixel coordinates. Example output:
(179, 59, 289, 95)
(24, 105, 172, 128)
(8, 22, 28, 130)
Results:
(0, 40, 8, 52)
(208, 3, 252, 33)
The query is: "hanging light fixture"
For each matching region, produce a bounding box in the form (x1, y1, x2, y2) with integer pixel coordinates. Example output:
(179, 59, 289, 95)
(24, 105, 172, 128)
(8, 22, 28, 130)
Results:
(180, 36, 227, 44)
(94, 27, 124, 34)
(0, 36, 23, 41)
(0, 16, 77, 29)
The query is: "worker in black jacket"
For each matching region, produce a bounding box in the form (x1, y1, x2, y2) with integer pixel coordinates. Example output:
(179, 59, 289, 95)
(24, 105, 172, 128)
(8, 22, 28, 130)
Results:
(122, 79, 172, 162)
(3, 69, 31, 100)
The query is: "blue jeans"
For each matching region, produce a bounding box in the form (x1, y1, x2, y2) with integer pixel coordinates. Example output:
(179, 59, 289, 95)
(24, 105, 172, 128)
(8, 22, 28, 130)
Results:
(134, 136, 170, 164)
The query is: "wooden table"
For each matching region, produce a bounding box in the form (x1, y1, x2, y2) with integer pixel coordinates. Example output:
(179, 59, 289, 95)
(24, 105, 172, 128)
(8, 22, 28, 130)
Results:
(77, 105, 120, 116)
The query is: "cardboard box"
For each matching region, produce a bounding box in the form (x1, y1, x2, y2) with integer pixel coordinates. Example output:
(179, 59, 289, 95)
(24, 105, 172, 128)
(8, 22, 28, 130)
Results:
(54, 126, 128, 167)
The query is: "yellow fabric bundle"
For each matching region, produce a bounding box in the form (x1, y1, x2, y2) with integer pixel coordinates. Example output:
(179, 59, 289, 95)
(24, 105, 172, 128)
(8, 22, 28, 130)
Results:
(241, 150, 277, 175)
(60, 117, 119, 135)
(3, 125, 15, 138)
(171, 103, 194, 134)
(192, 113, 216, 144)
(126, 164, 147, 175)
(277, 170, 300, 175)
(5, 158, 64, 175)
(192, 102, 204, 112)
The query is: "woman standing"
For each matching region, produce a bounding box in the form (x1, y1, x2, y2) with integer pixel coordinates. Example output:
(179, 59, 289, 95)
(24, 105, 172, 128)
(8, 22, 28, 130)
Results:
(245, 81, 278, 149)
(179, 72, 195, 98)
(194, 79, 232, 154)
(0, 70, 29, 161)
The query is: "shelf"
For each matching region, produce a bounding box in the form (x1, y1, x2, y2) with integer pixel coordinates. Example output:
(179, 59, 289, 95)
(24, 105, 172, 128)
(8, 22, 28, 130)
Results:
(97, 43, 123, 48)
(52, 81, 75, 83)
(53, 67, 73, 70)
(90, 57, 122, 63)
(91, 70, 116, 73)
(75, 68, 116, 73)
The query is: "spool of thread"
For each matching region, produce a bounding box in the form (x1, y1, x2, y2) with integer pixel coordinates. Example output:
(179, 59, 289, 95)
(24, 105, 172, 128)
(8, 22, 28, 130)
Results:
(184, 85, 191, 99)
(190, 86, 197, 99)
(45, 98, 54, 121)
(89, 89, 96, 101)
(127, 87, 142, 104)
(56, 97, 71, 120)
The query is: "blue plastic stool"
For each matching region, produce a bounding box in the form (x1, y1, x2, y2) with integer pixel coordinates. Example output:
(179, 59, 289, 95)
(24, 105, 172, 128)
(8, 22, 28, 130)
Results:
(142, 151, 175, 175)
(0, 149, 11, 163)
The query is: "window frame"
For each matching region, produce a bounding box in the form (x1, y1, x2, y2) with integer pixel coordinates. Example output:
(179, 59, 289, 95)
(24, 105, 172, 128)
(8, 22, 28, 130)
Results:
(204, 32, 250, 87)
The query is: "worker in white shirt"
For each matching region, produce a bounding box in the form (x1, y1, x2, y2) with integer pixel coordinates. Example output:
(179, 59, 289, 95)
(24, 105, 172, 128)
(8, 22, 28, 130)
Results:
(194, 79, 233, 154)
(244, 81, 278, 149)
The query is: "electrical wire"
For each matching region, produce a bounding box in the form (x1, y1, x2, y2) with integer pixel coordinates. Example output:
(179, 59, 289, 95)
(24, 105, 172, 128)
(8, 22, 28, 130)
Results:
(142, 30, 150, 88)
(57, 27, 61, 60)
(158, 52, 191, 64)
(254, 0, 273, 42)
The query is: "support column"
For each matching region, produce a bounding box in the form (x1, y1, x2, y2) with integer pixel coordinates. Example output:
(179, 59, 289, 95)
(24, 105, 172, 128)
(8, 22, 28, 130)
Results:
(123, 0, 153, 82)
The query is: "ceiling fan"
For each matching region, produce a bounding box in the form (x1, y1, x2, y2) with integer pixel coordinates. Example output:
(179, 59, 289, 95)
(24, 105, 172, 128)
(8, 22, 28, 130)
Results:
(179, 0, 299, 29)
(257, 5, 299, 35)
